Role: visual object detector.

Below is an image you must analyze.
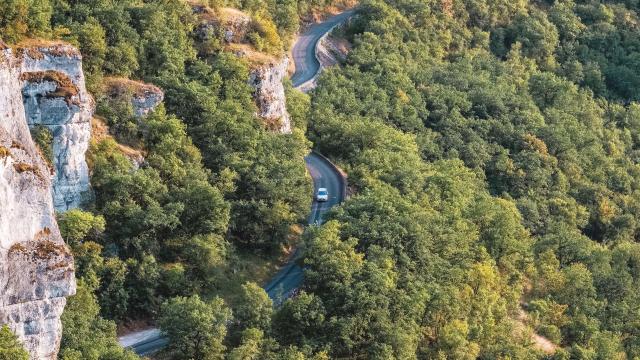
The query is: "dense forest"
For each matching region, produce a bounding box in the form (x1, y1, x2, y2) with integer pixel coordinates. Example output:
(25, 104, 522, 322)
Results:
(4, 0, 640, 358)
(303, 0, 640, 358)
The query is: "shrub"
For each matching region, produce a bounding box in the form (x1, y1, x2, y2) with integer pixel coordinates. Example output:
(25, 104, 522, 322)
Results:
(30, 125, 53, 165)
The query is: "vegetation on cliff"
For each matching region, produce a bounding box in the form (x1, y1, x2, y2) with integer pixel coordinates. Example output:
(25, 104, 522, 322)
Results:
(8, 0, 640, 358)
(0, 326, 29, 360)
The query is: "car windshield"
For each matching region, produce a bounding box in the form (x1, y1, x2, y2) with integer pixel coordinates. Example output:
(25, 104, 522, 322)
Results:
(318, 190, 328, 195)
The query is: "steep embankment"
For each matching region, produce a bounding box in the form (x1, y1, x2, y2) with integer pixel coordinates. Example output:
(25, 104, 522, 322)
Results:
(0, 42, 76, 360)
(18, 41, 93, 211)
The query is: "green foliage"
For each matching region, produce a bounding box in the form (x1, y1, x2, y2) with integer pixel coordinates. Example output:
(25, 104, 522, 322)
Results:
(280, 165, 533, 358)
(58, 209, 105, 246)
(291, 0, 640, 357)
(0, 326, 28, 360)
(43, 0, 640, 358)
(50, 0, 314, 329)
(158, 295, 231, 360)
(499, 9, 560, 70)
(284, 80, 310, 132)
(95, 92, 138, 147)
(84, 105, 231, 319)
(227, 328, 266, 360)
(51, 0, 193, 81)
(60, 283, 140, 360)
(68, 17, 107, 90)
(159, 55, 311, 252)
(0, 0, 52, 43)
(29, 125, 53, 165)
(132, 0, 196, 78)
(248, 16, 283, 54)
(233, 282, 273, 333)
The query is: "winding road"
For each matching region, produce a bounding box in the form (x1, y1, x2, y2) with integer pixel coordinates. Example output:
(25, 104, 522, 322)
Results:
(291, 9, 356, 88)
(264, 152, 345, 301)
(118, 10, 352, 356)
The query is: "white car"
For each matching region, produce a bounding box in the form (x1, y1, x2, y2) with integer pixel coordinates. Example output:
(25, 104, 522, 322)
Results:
(316, 188, 329, 202)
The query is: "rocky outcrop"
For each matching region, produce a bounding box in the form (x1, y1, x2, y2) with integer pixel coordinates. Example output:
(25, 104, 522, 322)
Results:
(103, 77, 164, 118)
(193, 6, 251, 44)
(249, 57, 292, 134)
(131, 85, 163, 118)
(19, 42, 93, 211)
(0, 44, 76, 360)
(188, 5, 291, 133)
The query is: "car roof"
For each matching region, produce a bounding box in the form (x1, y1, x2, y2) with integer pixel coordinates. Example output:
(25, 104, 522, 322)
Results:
(318, 187, 328, 191)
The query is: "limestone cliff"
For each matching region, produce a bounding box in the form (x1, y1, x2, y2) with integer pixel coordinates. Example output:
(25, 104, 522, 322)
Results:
(193, 6, 251, 44)
(103, 77, 164, 118)
(190, 5, 292, 134)
(19, 42, 93, 211)
(248, 57, 292, 134)
(0, 44, 76, 360)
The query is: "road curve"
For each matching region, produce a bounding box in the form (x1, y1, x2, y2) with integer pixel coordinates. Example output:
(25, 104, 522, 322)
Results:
(264, 152, 345, 300)
(119, 10, 352, 356)
(291, 9, 356, 87)
(262, 6, 354, 309)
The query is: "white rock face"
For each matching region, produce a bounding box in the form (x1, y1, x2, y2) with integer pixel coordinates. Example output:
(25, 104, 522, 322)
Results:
(103, 77, 164, 118)
(132, 85, 164, 118)
(19, 43, 93, 211)
(248, 57, 292, 134)
(0, 45, 76, 360)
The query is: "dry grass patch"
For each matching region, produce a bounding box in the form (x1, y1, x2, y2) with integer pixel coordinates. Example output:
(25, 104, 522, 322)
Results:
(102, 77, 162, 99)
(14, 38, 79, 59)
(90, 117, 145, 166)
(0, 146, 10, 159)
(11, 141, 25, 151)
(20, 70, 79, 104)
(13, 162, 36, 173)
(226, 43, 278, 67)
(13, 162, 44, 181)
(34, 240, 65, 260)
(8, 243, 27, 254)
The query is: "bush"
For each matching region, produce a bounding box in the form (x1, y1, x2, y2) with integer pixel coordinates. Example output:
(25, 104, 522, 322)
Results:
(158, 295, 231, 360)
(30, 125, 53, 165)
(537, 324, 562, 344)
(0, 325, 28, 360)
(249, 16, 283, 54)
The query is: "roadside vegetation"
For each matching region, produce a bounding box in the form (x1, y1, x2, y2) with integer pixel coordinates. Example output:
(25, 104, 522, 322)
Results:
(4, 0, 640, 359)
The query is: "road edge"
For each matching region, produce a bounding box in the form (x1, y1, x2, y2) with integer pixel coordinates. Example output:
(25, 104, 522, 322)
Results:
(296, 10, 356, 92)
(311, 150, 348, 201)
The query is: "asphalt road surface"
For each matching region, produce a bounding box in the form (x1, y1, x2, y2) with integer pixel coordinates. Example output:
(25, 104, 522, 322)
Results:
(290, 9, 356, 87)
(119, 329, 167, 356)
(263, 152, 345, 301)
(119, 10, 351, 356)
(262, 6, 353, 300)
